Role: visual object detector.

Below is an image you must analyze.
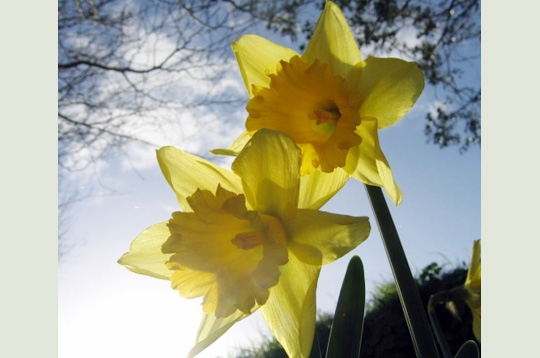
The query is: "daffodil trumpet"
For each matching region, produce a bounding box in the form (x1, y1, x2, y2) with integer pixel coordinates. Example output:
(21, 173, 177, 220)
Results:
(218, 0, 424, 205)
(118, 129, 371, 358)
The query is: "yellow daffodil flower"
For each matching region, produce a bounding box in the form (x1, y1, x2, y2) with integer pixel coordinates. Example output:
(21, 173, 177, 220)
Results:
(464, 239, 481, 342)
(226, 0, 424, 204)
(118, 129, 371, 358)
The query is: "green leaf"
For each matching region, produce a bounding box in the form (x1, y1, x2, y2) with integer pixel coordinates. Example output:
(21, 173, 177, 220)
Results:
(325, 255, 365, 358)
(454, 340, 479, 358)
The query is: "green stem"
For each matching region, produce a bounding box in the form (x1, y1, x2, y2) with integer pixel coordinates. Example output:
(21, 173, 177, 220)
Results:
(364, 185, 439, 358)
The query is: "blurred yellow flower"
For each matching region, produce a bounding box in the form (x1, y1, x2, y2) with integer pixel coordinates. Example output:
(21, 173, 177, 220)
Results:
(464, 239, 481, 342)
(225, 0, 424, 205)
(118, 130, 371, 358)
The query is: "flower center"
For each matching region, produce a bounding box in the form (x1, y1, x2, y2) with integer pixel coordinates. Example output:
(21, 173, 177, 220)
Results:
(246, 55, 362, 174)
(309, 100, 342, 139)
(313, 107, 341, 126)
(232, 231, 263, 250)
(163, 185, 288, 317)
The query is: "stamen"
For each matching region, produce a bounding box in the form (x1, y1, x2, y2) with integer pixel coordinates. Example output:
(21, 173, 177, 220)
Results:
(313, 108, 341, 125)
(232, 231, 262, 250)
(311, 100, 341, 127)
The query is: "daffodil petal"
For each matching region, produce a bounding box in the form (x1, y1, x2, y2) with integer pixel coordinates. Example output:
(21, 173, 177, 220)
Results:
(261, 254, 319, 358)
(228, 130, 251, 153)
(188, 311, 249, 358)
(232, 129, 300, 218)
(471, 305, 481, 342)
(168, 266, 215, 299)
(465, 240, 481, 290)
(117, 222, 173, 280)
(232, 35, 299, 97)
(208, 148, 237, 157)
(286, 210, 370, 266)
(356, 57, 425, 129)
(302, 1, 361, 78)
(345, 117, 402, 204)
(211, 130, 251, 157)
(298, 167, 349, 209)
(157, 146, 242, 212)
(464, 240, 481, 342)
(463, 289, 481, 343)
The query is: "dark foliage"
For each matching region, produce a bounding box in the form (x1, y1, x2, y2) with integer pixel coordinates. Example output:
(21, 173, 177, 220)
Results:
(233, 262, 479, 357)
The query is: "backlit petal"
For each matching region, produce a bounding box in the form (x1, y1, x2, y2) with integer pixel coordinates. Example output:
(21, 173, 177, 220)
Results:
(471, 305, 481, 342)
(210, 130, 251, 157)
(168, 266, 215, 299)
(345, 117, 402, 204)
(465, 240, 481, 291)
(355, 57, 425, 129)
(302, 1, 362, 78)
(261, 254, 319, 358)
(286, 210, 370, 266)
(232, 129, 301, 219)
(232, 35, 299, 97)
(157, 146, 242, 212)
(187, 311, 249, 358)
(298, 167, 349, 209)
(464, 240, 481, 342)
(117, 222, 173, 280)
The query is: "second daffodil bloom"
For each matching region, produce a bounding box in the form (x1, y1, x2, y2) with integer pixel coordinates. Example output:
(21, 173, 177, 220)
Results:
(118, 129, 371, 358)
(464, 239, 481, 342)
(227, 0, 424, 205)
